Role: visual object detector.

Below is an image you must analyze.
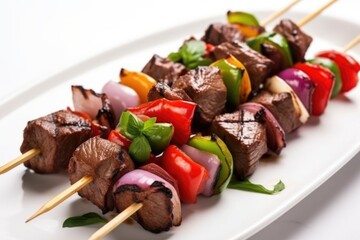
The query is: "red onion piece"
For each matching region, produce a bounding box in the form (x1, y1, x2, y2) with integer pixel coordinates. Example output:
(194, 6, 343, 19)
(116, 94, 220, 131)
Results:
(72, 85, 104, 119)
(265, 76, 309, 124)
(180, 145, 221, 197)
(114, 169, 181, 226)
(278, 68, 315, 113)
(241, 102, 286, 155)
(102, 81, 140, 123)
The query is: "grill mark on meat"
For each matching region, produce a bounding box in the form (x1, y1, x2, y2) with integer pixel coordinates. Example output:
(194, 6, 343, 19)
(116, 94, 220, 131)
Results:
(20, 110, 92, 174)
(114, 181, 176, 233)
(211, 109, 267, 180)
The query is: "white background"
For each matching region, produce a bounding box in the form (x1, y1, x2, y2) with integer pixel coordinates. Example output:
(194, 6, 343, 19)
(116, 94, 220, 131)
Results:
(0, 0, 359, 239)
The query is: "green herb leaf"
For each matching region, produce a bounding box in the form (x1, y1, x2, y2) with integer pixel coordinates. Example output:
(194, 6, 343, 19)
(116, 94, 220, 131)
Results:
(118, 111, 144, 139)
(168, 40, 211, 69)
(62, 212, 107, 228)
(228, 179, 285, 194)
(143, 117, 157, 130)
(129, 135, 151, 163)
(127, 112, 144, 137)
(142, 123, 174, 153)
(168, 52, 182, 62)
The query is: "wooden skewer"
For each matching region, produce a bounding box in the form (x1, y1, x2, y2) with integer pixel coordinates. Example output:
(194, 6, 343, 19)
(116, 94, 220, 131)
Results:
(297, 0, 337, 27)
(26, 175, 93, 223)
(343, 35, 360, 53)
(88, 202, 143, 240)
(261, 0, 301, 26)
(0, 148, 40, 174)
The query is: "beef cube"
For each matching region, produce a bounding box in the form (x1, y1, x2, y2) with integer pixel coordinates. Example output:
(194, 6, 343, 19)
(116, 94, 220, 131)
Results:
(201, 23, 245, 45)
(211, 42, 273, 92)
(211, 109, 267, 180)
(252, 90, 302, 133)
(273, 19, 313, 62)
(114, 182, 177, 233)
(20, 110, 92, 174)
(172, 66, 227, 125)
(68, 137, 134, 213)
(142, 54, 187, 86)
(147, 82, 192, 102)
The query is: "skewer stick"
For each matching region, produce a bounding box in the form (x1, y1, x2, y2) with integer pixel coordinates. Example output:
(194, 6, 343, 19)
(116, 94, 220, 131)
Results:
(343, 35, 360, 53)
(297, 0, 337, 27)
(0, 148, 40, 174)
(261, 0, 301, 26)
(26, 175, 93, 223)
(88, 202, 143, 240)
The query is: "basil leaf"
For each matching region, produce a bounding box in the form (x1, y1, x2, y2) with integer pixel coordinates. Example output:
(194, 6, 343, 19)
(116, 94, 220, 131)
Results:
(142, 123, 174, 153)
(127, 112, 144, 137)
(62, 212, 107, 228)
(168, 40, 211, 69)
(228, 179, 285, 194)
(168, 52, 182, 62)
(129, 135, 151, 163)
(143, 117, 157, 130)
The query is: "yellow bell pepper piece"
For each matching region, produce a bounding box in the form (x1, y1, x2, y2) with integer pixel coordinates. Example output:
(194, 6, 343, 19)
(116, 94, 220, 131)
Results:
(120, 68, 157, 103)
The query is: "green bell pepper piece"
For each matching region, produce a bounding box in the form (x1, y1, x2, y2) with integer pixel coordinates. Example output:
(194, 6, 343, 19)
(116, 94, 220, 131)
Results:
(227, 11, 260, 27)
(212, 59, 245, 108)
(247, 32, 293, 69)
(308, 57, 342, 98)
(188, 134, 233, 194)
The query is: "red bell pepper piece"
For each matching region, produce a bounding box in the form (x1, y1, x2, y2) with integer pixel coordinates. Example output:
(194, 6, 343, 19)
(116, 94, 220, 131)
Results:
(160, 145, 209, 204)
(108, 130, 131, 150)
(128, 98, 196, 145)
(316, 50, 360, 93)
(293, 63, 335, 116)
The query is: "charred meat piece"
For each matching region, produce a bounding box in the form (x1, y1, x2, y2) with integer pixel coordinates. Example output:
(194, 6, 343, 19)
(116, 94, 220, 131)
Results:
(172, 66, 227, 125)
(273, 19, 313, 63)
(201, 23, 245, 45)
(211, 42, 273, 92)
(261, 42, 286, 74)
(20, 110, 92, 174)
(141, 54, 187, 86)
(240, 102, 286, 155)
(147, 82, 192, 102)
(114, 169, 181, 233)
(72, 85, 116, 134)
(211, 109, 267, 180)
(251, 90, 302, 133)
(68, 137, 134, 213)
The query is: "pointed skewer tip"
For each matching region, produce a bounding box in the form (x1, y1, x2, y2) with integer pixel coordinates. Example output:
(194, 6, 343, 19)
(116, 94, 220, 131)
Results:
(25, 175, 93, 222)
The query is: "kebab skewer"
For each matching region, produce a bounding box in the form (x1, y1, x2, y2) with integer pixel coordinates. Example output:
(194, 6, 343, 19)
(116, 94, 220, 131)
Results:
(23, 0, 340, 223)
(0, 0, 302, 176)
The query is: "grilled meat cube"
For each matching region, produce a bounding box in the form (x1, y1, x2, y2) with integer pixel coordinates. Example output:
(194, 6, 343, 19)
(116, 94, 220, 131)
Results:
(68, 137, 134, 213)
(211, 41, 273, 92)
(211, 109, 267, 180)
(141, 54, 187, 86)
(20, 110, 92, 174)
(201, 23, 245, 45)
(241, 102, 286, 155)
(172, 66, 227, 125)
(114, 181, 179, 233)
(252, 90, 302, 133)
(273, 19, 313, 63)
(147, 82, 192, 102)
